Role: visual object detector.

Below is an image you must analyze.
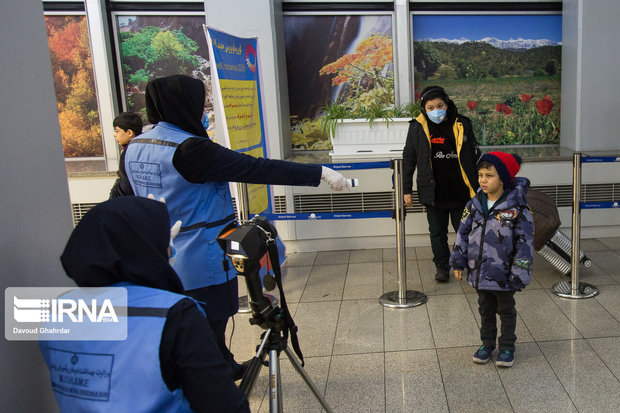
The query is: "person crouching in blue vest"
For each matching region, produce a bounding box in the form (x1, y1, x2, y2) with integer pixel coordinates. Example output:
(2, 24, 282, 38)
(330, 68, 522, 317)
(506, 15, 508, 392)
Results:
(39, 197, 250, 412)
(123, 74, 352, 380)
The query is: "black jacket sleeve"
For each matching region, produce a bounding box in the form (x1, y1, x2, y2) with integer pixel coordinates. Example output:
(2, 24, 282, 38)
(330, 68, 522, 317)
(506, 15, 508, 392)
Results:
(109, 150, 135, 198)
(173, 137, 322, 186)
(402, 121, 420, 195)
(160, 298, 250, 413)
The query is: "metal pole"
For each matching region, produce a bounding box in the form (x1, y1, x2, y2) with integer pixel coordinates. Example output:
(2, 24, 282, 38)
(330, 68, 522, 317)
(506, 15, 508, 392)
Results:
(268, 348, 283, 413)
(571, 152, 582, 295)
(551, 152, 598, 299)
(379, 159, 426, 308)
(236, 182, 251, 223)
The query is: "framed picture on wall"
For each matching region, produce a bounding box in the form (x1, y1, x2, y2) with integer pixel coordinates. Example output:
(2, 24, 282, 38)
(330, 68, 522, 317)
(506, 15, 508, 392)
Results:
(283, 12, 395, 151)
(412, 12, 562, 146)
(44, 13, 105, 159)
(111, 12, 215, 136)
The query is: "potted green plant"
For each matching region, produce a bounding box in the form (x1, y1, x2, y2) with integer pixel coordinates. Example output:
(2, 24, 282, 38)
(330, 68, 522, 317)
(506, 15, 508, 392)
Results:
(320, 101, 421, 161)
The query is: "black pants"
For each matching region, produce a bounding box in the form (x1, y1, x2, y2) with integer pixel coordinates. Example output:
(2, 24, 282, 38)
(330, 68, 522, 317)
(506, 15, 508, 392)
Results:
(477, 289, 517, 352)
(186, 278, 241, 375)
(426, 205, 464, 269)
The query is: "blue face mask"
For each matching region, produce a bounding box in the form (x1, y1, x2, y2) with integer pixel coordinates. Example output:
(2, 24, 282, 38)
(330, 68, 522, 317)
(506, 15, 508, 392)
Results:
(427, 109, 446, 124)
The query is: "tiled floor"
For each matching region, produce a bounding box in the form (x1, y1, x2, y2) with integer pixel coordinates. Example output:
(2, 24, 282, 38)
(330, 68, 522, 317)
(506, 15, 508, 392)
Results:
(227, 236, 620, 412)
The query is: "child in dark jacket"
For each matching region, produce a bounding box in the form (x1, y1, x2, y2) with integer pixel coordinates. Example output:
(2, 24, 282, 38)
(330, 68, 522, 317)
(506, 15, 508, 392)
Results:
(109, 112, 143, 198)
(450, 152, 534, 367)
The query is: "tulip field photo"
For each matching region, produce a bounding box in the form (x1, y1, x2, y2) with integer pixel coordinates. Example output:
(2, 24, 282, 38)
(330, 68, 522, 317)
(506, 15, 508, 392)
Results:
(413, 13, 562, 145)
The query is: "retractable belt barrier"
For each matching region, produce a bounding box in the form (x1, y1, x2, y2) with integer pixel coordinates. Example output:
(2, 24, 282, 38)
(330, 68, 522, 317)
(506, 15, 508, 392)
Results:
(552, 153, 620, 299)
(238, 160, 426, 309)
(259, 161, 392, 221)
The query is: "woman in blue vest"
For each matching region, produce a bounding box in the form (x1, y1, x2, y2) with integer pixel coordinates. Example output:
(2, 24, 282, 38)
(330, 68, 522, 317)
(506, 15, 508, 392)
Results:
(40, 197, 250, 412)
(124, 74, 350, 379)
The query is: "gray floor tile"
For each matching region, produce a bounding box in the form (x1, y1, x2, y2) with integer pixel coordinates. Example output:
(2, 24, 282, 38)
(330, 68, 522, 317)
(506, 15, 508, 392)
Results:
(418, 259, 466, 295)
(585, 250, 620, 277)
(333, 299, 384, 354)
(382, 260, 423, 294)
(285, 251, 317, 267)
(314, 250, 350, 265)
(598, 236, 620, 251)
(437, 346, 513, 412)
(256, 355, 331, 413)
(550, 292, 620, 338)
(227, 312, 273, 363)
(281, 265, 312, 304)
(382, 246, 417, 262)
(581, 238, 612, 252)
(325, 353, 385, 413)
(349, 248, 383, 263)
(588, 336, 620, 379)
(426, 294, 480, 348)
(496, 342, 577, 412)
(300, 264, 347, 302)
(539, 339, 620, 412)
(414, 245, 434, 260)
(343, 262, 383, 300)
(385, 350, 449, 413)
(293, 301, 340, 357)
(465, 293, 535, 344)
(576, 261, 618, 285)
(384, 304, 435, 351)
(594, 284, 620, 321)
(516, 290, 582, 341)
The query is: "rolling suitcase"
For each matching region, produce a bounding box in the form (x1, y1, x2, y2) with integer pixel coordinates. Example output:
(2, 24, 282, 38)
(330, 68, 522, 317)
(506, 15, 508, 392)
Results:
(528, 189, 591, 276)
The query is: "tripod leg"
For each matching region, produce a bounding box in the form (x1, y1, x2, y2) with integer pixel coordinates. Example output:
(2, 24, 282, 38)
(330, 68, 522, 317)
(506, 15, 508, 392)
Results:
(269, 349, 283, 413)
(284, 347, 334, 413)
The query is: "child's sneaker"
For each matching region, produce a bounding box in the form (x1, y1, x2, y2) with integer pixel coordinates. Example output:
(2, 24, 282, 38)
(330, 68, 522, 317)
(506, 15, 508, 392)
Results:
(473, 345, 494, 364)
(495, 350, 514, 367)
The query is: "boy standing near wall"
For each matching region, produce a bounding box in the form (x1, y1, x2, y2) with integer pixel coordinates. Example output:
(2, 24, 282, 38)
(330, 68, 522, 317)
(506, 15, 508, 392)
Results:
(450, 152, 534, 367)
(109, 112, 142, 198)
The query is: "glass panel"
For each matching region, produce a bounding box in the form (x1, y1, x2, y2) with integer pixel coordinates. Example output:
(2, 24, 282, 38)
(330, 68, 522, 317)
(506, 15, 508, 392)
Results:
(283, 14, 394, 151)
(412, 13, 562, 146)
(45, 15, 104, 158)
(113, 14, 214, 135)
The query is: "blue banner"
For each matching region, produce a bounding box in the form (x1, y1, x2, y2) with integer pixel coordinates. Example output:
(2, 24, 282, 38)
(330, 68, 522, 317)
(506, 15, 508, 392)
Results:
(206, 26, 271, 215)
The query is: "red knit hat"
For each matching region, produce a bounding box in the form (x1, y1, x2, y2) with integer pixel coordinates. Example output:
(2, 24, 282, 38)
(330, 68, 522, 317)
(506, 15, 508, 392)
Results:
(477, 151, 522, 189)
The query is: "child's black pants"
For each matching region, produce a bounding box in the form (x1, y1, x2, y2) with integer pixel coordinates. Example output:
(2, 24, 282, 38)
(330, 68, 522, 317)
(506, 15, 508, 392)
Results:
(477, 289, 517, 352)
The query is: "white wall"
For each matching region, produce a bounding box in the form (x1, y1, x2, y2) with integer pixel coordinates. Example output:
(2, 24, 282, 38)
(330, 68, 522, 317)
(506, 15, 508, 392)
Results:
(0, 0, 74, 411)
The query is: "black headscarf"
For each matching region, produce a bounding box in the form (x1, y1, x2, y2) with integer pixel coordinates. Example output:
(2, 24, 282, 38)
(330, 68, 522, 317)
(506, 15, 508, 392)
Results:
(145, 74, 209, 138)
(60, 197, 184, 294)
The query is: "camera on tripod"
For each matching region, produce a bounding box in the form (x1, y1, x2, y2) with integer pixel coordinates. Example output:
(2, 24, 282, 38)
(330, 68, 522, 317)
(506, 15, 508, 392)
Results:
(217, 216, 283, 330)
(217, 216, 333, 412)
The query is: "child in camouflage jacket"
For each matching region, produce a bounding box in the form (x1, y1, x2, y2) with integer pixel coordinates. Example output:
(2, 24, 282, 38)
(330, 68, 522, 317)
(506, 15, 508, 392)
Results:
(450, 152, 534, 367)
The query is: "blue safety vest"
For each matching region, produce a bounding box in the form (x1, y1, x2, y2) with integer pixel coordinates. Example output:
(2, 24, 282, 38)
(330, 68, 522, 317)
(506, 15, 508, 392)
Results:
(124, 122, 236, 290)
(39, 284, 195, 412)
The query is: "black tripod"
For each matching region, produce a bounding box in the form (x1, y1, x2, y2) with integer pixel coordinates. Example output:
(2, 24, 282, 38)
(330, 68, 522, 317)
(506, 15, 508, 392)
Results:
(218, 216, 333, 413)
(239, 311, 332, 412)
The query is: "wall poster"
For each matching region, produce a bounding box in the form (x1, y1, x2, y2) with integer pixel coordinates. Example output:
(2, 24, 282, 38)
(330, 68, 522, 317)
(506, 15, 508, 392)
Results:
(412, 13, 562, 145)
(283, 13, 394, 151)
(113, 13, 216, 136)
(45, 14, 104, 158)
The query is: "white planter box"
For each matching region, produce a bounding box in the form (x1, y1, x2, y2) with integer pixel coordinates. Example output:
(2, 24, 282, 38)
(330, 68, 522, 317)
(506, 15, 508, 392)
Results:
(329, 118, 411, 161)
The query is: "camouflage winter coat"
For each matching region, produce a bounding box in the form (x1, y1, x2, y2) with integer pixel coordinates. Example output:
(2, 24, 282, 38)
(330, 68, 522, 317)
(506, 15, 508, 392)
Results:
(449, 177, 534, 291)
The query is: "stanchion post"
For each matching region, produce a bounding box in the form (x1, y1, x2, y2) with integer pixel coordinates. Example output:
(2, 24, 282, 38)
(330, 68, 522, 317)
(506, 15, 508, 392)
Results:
(551, 152, 598, 299)
(379, 159, 426, 308)
(236, 182, 250, 224)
